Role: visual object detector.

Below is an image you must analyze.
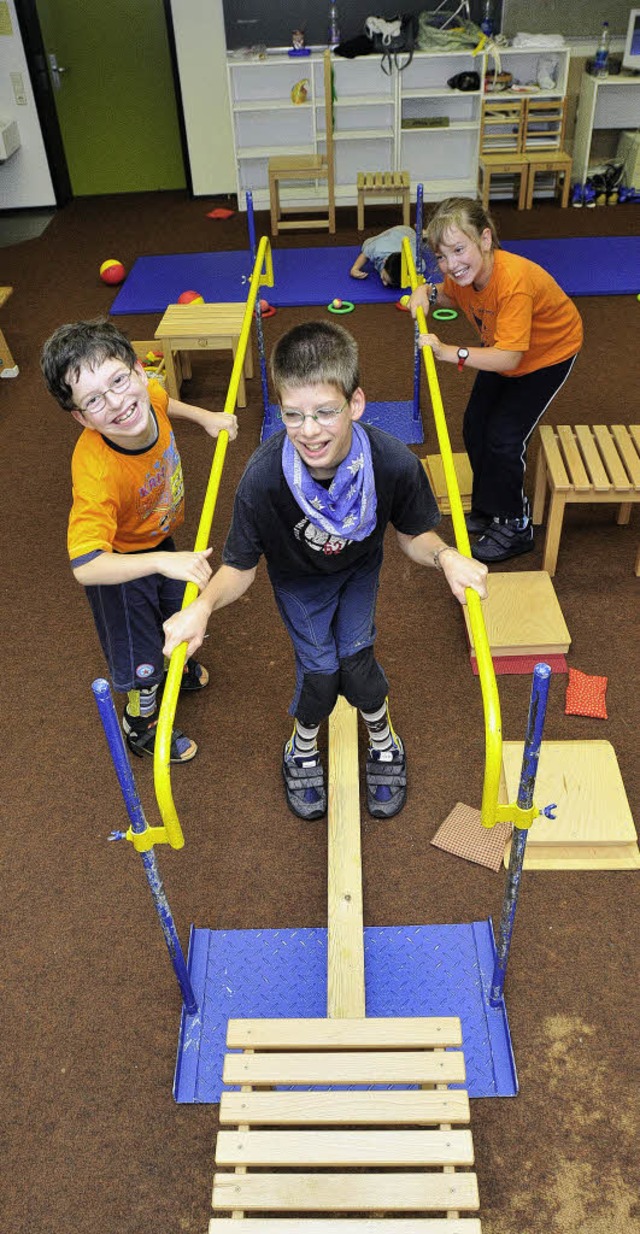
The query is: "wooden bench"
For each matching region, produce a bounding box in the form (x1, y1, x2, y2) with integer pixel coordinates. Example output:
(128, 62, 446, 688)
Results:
(532, 423, 640, 576)
(0, 286, 19, 378)
(154, 303, 253, 406)
(357, 171, 411, 230)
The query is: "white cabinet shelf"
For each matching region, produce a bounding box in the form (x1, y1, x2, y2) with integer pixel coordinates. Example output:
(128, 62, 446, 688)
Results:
(227, 46, 572, 211)
(572, 71, 640, 184)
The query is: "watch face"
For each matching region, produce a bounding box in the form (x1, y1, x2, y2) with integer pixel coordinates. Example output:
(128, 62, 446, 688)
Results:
(458, 348, 469, 359)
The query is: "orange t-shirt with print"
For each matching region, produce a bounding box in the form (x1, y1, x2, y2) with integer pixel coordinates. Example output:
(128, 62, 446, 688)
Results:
(442, 248, 583, 377)
(68, 380, 184, 563)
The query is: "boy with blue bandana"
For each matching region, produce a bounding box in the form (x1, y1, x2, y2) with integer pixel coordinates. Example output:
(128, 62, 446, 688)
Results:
(163, 322, 487, 820)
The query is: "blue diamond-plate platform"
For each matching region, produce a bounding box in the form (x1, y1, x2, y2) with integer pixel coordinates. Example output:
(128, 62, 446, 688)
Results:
(174, 919, 517, 1103)
(260, 401, 424, 445)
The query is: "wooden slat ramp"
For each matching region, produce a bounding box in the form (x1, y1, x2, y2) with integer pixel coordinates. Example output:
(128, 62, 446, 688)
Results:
(210, 698, 483, 1230)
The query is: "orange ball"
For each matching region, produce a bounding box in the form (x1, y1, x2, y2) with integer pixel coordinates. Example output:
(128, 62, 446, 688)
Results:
(99, 259, 126, 285)
(177, 290, 204, 305)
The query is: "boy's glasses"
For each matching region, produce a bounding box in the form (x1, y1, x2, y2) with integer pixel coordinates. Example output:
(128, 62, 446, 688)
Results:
(78, 367, 134, 415)
(279, 399, 349, 429)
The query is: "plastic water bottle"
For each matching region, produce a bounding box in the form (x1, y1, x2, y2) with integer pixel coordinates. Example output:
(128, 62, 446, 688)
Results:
(593, 21, 610, 77)
(328, 1, 340, 48)
(481, 0, 494, 37)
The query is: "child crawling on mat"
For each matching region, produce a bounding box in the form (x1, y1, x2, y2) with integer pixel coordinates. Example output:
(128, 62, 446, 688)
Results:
(41, 318, 238, 764)
(163, 320, 487, 821)
(349, 224, 425, 288)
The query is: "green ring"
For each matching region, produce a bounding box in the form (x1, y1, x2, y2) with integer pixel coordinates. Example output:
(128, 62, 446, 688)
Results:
(327, 300, 355, 314)
(432, 307, 458, 321)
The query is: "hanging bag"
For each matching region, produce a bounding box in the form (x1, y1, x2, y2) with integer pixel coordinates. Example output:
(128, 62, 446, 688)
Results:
(364, 14, 419, 74)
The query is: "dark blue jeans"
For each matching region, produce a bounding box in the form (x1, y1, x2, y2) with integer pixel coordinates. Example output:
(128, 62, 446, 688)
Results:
(272, 556, 388, 724)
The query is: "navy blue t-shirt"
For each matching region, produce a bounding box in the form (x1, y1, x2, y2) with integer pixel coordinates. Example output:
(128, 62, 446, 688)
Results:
(223, 424, 440, 584)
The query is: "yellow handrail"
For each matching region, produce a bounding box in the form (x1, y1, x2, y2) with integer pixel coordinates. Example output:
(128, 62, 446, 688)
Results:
(402, 238, 503, 828)
(151, 236, 274, 849)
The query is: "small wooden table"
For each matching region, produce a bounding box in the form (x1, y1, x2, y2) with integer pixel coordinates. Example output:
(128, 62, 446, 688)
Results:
(0, 287, 19, 378)
(533, 423, 640, 576)
(154, 303, 253, 405)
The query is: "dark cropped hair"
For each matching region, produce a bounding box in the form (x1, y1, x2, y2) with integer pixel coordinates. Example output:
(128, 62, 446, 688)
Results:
(383, 251, 402, 288)
(271, 320, 360, 400)
(41, 318, 137, 410)
(426, 196, 501, 254)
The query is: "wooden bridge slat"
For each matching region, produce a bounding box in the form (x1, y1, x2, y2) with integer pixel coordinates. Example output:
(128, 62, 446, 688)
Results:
(219, 1088, 471, 1126)
(222, 1050, 466, 1087)
(215, 1129, 475, 1167)
(212, 1171, 480, 1212)
(227, 1017, 462, 1051)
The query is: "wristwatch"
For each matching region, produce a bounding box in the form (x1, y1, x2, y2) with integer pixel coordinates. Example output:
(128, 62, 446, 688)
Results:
(428, 283, 438, 306)
(457, 347, 470, 371)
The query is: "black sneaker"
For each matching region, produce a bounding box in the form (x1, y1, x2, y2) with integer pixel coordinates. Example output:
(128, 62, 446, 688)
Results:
(465, 510, 492, 534)
(282, 741, 327, 820)
(366, 737, 407, 819)
(472, 518, 534, 563)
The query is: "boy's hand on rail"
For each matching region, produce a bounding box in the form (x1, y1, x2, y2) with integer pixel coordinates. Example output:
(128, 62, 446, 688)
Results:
(160, 549, 213, 588)
(440, 549, 488, 605)
(163, 596, 211, 658)
(205, 411, 238, 440)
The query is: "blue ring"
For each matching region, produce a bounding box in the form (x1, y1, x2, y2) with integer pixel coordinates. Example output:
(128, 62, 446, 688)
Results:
(432, 307, 458, 321)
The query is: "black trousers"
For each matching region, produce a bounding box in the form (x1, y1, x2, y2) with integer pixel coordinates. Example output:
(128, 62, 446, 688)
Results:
(463, 355, 578, 520)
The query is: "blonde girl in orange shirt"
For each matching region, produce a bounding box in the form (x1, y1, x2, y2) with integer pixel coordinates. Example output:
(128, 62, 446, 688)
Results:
(410, 197, 583, 563)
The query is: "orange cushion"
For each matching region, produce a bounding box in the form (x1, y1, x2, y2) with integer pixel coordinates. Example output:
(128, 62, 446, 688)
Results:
(565, 668, 608, 719)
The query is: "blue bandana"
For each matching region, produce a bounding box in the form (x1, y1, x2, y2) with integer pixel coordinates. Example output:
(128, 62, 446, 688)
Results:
(282, 421, 377, 542)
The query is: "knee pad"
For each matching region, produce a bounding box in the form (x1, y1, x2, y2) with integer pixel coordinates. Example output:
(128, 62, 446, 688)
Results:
(339, 647, 388, 713)
(296, 670, 340, 726)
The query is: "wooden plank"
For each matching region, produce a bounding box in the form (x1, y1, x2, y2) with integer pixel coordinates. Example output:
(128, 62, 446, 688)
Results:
(212, 1171, 480, 1212)
(222, 1049, 466, 1087)
(227, 1017, 462, 1051)
(327, 696, 365, 1019)
(611, 425, 640, 488)
(557, 425, 591, 490)
(209, 1220, 483, 1232)
(538, 425, 571, 492)
(593, 425, 632, 491)
(629, 425, 640, 455)
(215, 1129, 475, 1167)
(219, 1088, 472, 1127)
(573, 424, 611, 490)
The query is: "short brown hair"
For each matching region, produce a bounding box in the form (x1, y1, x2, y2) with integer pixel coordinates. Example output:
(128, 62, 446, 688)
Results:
(271, 321, 360, 400)
(41, 319, 136, 410)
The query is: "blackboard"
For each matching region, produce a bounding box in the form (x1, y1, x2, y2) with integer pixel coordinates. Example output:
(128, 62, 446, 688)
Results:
(502, 0, 633, 38)
(223, 1, 490, 51)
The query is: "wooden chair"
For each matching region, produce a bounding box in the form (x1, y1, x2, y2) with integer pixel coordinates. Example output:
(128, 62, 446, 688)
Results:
(357, 170, 411, 230)
(268, 49, 335, 236)
(523, 98, 572, 208)
(477, 98, 529, 210)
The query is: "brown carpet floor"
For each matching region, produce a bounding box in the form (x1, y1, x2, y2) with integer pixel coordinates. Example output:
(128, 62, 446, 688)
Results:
(2, 193, 639, 1234)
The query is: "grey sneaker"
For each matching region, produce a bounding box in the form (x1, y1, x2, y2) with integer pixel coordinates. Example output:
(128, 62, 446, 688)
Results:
(366, 737, 407, 819)
(282, 741, 327, 820)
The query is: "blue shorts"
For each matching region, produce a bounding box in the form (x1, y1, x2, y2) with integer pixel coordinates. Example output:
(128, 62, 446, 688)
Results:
(84, 537, 184, 693)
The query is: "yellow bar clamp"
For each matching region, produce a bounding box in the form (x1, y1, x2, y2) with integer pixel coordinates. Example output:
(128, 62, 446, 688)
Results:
(144, 236, 275, 850)
(402, 237, 503, 829)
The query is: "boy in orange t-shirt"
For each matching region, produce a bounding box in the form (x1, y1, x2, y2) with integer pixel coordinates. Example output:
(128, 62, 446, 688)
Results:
(410, 197, 582, 562)
(41, 319, 237, 762)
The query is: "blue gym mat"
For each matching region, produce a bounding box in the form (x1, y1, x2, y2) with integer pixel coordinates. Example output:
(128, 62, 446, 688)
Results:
(110, 236, 640, 315)
(173, 920, 517, 1104)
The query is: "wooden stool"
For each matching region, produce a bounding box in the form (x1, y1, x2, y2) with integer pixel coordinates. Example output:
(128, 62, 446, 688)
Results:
(154, 303, 253, 406)
(478, 153, 529, 210)
(525, 150, 573, 208)
(422, 451, 473, 513)
(357, 170, 411, 230)
(0, 286, 19, 378)
(532, 423, 640, 575)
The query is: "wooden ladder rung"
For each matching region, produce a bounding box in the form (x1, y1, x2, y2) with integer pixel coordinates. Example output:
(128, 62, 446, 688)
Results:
(211, 1171, 480, 1212)
(209, 1220, 483, 1232)
(222, 1048, 466, 1087)
(215, 1129, 475, 1167)
(227, 1016, 462, 1050)
(219, 1087, 472, 1126)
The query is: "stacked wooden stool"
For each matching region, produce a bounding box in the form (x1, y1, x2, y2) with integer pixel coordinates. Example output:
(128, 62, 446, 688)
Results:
(357, 171, 411, 230)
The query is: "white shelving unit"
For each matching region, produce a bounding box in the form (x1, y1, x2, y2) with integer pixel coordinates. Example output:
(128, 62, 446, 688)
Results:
(227, 46, 573, 211)
(572, 71, 640, 185)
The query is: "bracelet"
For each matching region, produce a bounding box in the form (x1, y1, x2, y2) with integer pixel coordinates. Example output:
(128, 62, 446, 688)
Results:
(433, 545, 454, 571)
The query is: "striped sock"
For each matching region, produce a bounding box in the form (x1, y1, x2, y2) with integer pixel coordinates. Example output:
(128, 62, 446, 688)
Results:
(126, 685, 159, 721)
(360, 700, 400, 753)
(288, 719, 320, 762)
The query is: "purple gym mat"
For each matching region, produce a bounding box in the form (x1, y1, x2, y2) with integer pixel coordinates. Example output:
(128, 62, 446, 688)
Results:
(109, 236, 640, 316)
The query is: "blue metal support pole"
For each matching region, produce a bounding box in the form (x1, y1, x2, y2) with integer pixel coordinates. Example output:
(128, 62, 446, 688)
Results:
(412, 183, 424, 425)
(92, 678, 198, 1015)
(489, 661, 552, 1008)
(246, 190, 272, 429)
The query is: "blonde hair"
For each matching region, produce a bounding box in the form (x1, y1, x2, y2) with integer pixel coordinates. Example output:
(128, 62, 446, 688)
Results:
(426, 196, 500, 254)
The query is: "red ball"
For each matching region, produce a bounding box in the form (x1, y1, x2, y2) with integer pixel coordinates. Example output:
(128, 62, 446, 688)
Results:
(177, 290, 204, 305)
(99, 259, 126, 286)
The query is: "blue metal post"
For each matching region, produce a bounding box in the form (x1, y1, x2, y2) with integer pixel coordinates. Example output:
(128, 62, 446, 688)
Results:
(489, 662, 552, 1007)
(412, 183, 424, 425)
(246, 190, 272, 429)
(92, 678, 198, 1015)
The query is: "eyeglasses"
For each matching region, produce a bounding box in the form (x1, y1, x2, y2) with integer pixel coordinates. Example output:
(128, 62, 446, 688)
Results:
(279, 399, 349, 429)
(78, 367, 134, 415)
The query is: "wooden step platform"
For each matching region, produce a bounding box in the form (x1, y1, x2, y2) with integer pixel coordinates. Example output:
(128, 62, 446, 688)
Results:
(422, 452, 473, 514)
(463, 571, 570, 660)
(502, 739, 640, 870)
(211, 1017, 481, 1229)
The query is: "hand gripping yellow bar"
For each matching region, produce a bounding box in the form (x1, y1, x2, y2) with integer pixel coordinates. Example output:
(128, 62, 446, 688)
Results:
(145, 236, 274, 851)
(402, 237, 503, 829)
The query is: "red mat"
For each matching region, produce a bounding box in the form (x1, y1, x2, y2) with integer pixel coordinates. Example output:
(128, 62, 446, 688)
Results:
(470, 652, 568, 676)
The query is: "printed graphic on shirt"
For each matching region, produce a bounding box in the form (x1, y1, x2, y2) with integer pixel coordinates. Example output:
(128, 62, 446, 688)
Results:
(472, 307, 496, 346)
(293, 518, 350, 557)
(137, 436, 183, 537)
